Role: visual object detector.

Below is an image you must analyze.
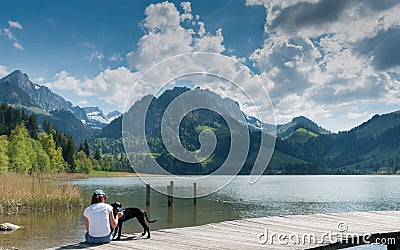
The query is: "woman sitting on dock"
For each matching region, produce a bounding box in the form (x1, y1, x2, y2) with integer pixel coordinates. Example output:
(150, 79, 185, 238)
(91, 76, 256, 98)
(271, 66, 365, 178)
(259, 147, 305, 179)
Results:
(83, 189, 124, 244)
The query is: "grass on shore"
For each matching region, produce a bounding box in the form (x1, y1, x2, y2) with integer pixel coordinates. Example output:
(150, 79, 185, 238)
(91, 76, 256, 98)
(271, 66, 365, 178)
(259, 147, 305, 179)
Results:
(42, 170, 139, 180)
(0, 173, 83, 215)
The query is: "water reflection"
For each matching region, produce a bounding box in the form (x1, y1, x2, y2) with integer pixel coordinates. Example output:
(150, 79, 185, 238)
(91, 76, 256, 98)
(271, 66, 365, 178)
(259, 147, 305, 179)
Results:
(0, 209, 84, 249)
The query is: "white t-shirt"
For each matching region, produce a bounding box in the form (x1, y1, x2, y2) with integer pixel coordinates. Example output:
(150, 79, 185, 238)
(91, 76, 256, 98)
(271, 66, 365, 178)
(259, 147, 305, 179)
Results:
(83, 203, 113, 237)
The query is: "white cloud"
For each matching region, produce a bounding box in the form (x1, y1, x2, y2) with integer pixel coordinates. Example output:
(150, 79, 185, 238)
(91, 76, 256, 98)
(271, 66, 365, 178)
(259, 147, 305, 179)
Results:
(108, 53, 122, 62)
(34, 77, 45, 83)
(1, 20, 24, 49)
(126, 1, 226, 72)
(273, 93, 331, 123)
(346, 111, 370, 120)
(126, 2, 194, 72)
(0, 65, 8, 78)
(194, 28, 225, 53)
(86, 51, 105, 62)
(8, 21, 22, 30)
(45, 70, 82, 93)
(180, 2, 192, 13)
(77, 100, 88, 106)
(13, 42, 23, 50)
(180, 2, 193, 22)
(45, 67, 139, 108)
(3, 28, 15, 40)
(197, 21, 206, 37)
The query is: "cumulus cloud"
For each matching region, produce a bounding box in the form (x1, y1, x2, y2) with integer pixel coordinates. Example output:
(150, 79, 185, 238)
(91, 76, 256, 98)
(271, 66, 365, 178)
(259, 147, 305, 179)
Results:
(45, 67, 139, 108)
(45, 70, 82, 93)
(180, 1, 193, 21)
(126, 1, 226, 71)
(246, 0, 400, 130)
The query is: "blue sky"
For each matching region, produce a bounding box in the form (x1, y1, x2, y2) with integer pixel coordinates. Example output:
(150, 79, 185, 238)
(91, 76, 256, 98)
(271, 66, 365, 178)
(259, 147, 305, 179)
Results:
(1, 0, 400, 132)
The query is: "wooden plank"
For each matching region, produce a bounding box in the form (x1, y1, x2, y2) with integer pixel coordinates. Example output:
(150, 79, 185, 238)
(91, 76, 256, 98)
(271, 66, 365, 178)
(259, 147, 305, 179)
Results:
(49, 211, 400, 250)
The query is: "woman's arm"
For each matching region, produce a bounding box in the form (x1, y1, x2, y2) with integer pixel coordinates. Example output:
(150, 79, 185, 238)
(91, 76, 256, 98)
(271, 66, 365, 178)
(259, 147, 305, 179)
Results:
(109, 211, 123, 229)
(84, 216, 89, 232)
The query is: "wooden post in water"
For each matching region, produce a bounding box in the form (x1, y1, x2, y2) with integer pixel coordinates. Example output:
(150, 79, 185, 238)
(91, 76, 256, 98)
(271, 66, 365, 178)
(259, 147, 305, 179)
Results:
(193, 182, 197, 205)
(170, 180, 174, 203)
(146, 184, 150, 206)
(167, 185, 172, 206)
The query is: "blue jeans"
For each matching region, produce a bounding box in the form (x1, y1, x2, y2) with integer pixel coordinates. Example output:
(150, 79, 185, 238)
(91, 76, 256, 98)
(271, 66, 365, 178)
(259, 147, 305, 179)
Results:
(85, 232, 113, 244)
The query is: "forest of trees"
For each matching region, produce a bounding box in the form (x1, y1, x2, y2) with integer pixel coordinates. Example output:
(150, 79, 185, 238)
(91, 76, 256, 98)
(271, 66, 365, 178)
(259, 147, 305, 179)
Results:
(0, 103, 131, 175)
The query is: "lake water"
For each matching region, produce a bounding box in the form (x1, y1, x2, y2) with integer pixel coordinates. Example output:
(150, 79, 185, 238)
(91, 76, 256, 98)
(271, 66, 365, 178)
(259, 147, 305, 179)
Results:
(1, 175, 399, 249)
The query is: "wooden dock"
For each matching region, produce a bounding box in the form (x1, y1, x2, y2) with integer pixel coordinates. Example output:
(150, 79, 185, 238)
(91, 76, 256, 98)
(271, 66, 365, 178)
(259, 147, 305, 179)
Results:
(50, 211, 400, 249)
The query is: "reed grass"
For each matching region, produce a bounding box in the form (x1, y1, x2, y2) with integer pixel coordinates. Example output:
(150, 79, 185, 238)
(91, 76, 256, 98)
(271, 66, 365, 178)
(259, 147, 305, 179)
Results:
(0, 173, 83, 215)
(42, 171, 138, 180)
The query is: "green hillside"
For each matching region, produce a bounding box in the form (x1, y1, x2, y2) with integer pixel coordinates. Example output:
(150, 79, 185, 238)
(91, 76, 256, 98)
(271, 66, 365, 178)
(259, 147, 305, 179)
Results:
(284, 128, 318, 143)
(351, 111, 400, 138)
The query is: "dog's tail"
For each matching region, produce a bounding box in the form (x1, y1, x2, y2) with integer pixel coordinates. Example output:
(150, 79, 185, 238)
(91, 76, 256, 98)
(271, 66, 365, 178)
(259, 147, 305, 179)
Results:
(144, 212, 157, 223)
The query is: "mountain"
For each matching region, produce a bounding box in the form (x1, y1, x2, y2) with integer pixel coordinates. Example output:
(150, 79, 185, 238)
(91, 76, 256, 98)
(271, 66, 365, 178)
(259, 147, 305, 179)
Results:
(97, 87, 263, 138)
(4, 70, 400, 175)
(94, 86, 313, 174)
(0, 70, 84, 115)
(94, 86, 400, 175)
(276, 116, 331, 143)
(280, 111, 400, 174)
(0, 70, 122, 141)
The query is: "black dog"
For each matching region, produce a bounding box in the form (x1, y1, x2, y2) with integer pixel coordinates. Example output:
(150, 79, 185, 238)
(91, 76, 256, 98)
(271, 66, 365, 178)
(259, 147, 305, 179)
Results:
(110, 202, 157, 240)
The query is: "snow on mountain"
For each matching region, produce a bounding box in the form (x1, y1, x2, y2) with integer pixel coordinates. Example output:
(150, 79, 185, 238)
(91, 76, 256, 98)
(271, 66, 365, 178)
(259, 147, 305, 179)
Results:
(82, 107, 121, 128)
(106, 110, 122, 122)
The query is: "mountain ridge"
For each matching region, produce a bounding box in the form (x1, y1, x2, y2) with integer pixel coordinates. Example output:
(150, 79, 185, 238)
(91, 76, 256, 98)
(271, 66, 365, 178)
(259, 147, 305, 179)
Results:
(2, 70, 400, 174)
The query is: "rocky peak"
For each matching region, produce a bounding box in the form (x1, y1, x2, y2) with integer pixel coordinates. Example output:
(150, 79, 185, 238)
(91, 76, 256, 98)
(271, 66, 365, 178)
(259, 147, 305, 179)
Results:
(2, 70, 31, 89)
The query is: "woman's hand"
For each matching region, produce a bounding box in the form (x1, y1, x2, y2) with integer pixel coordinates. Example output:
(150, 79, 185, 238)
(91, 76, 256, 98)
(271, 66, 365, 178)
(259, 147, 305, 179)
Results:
(117, 211, 124, 219)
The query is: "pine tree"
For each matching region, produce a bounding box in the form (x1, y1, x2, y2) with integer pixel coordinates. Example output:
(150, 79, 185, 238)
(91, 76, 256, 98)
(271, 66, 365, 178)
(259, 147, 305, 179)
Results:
(94, 148, 102, 160)
(42, 119, 52, 134)
(63, 135, 76, 172)
(83, 139, 90, 156)
(26, 115, 39, 140)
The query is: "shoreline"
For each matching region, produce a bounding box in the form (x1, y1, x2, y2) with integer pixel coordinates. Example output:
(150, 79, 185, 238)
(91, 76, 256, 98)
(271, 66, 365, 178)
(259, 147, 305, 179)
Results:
(82, 172, 400, 178)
